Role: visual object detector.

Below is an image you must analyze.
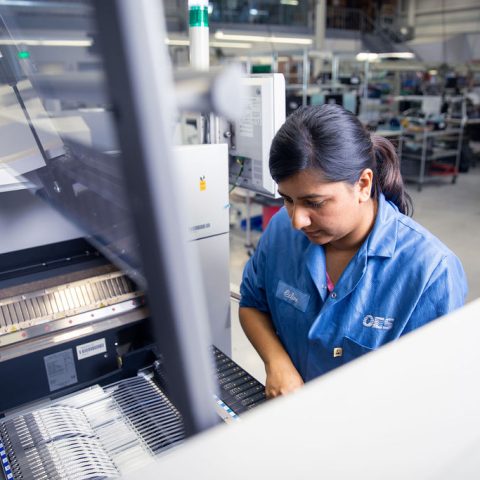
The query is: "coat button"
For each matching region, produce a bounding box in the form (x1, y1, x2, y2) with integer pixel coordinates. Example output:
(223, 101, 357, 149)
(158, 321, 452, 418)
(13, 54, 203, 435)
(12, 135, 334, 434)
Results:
(330, 292, 337, 299)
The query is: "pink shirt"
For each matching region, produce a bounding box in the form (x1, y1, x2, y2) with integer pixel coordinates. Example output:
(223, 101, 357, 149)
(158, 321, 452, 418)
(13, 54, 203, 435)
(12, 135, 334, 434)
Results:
(326, 271, 335, 293)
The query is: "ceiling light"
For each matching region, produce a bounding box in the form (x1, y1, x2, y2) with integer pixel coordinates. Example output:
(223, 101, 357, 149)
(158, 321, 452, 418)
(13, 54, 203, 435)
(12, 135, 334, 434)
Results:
(165, 39, 191, 46)
(210, 41, 252, 49)
(166, 38, 252, 49)
(215, 31, 312, 45)
(377, 52, 415, 59)
(280, 0, 299, 5)
(356, 52, 379, 62)
(0, 39, 92, 47)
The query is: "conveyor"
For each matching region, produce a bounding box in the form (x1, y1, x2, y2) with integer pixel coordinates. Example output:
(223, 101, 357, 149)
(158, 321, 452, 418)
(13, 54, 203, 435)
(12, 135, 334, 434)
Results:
(0, 346, 265, 480)
(0, 375, 184, 479)
(0, 242, 265, 479)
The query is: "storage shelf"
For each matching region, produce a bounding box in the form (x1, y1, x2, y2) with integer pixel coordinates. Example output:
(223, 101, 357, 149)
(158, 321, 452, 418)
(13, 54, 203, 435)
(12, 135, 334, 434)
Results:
(398, 127, 463, 191)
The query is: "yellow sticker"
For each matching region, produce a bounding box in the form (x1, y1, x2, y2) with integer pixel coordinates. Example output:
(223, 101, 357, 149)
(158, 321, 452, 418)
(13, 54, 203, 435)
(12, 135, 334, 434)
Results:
(333, 347, 343, 358)
(200, 176, 206, 191)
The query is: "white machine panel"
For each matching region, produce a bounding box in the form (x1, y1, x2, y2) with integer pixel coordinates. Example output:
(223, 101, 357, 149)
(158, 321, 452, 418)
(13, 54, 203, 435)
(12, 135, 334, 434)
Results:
(0, 189, 84, 255)
(229, 74, 285, 198)
(131, 298, 480, 479)
(175, 144, 229, 241)
(191, 234, 231, 355)
(174, 143, 231, 354)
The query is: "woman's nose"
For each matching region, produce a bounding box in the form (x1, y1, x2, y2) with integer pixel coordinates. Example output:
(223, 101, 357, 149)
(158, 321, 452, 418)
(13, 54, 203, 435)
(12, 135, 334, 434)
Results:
(291, 205, 311, 230)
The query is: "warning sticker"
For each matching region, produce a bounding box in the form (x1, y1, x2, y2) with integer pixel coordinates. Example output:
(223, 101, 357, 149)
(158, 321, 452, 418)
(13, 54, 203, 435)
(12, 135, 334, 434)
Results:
(44, 349, 78, 392)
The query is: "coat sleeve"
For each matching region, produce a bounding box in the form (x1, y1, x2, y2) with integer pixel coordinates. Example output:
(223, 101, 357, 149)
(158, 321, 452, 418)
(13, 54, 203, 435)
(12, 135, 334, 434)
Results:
(401, 253, 468, 335)
(239, 230, 270, 313)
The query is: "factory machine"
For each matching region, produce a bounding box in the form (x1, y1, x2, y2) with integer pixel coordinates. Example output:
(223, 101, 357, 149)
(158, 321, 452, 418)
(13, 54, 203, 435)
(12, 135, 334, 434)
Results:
(0, 1, 269, 479)
(1, 1, 479, 479)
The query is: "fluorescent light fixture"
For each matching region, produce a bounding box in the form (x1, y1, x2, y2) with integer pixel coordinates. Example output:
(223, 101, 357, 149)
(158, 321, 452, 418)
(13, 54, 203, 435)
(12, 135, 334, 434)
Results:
(210, 41, 252, 49)
(356, 51, 415, 61)
(377, 52, 415, 59)
(280, 0, 299, 5)
(166, 38, 252, 49)
(356, 52, 379, 61)
(249, 8, 258, 15)
(215, 31, 313, 45)
(165, 39, 190, 46)
(0, 39, 92, 47)
(428, 69, 438, 75)
(53, 326, 94, 343)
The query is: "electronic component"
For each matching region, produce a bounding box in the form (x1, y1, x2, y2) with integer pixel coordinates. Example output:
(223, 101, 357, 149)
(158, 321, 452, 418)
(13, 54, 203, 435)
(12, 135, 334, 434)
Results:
(212, 346, 266, 418)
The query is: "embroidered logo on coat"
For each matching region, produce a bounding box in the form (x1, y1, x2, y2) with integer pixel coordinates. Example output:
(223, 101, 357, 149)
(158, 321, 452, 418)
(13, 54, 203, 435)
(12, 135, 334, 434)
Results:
(362, 315, 394, 330)
(276, 280, 310, 312)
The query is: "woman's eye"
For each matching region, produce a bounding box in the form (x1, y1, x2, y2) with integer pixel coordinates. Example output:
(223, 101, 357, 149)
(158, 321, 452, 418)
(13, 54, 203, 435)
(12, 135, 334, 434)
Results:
(307, 201, 324, 208)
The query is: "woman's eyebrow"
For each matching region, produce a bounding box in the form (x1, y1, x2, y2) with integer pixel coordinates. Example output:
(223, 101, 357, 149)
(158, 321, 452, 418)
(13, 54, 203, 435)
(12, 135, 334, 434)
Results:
(278, 190, 326, 200)
(297, 194, 327, 200)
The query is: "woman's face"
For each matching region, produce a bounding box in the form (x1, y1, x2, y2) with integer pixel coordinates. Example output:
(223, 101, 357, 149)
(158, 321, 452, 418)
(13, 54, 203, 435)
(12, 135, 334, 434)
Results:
(277, 168, 372, 247)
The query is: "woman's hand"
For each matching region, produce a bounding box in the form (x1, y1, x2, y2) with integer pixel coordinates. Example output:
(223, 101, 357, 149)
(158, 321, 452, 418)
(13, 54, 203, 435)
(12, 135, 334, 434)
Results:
(239, 307, 304, 399)
(265, 358, 304, 399)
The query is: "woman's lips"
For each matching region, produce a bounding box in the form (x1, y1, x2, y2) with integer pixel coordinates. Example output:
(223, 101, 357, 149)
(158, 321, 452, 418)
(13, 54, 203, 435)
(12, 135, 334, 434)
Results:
(303, 229, 324, 236)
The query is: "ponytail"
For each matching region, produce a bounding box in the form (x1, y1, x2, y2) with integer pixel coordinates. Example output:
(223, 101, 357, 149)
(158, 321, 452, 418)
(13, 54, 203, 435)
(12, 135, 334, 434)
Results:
(371, 134, 413, 216)
(269, 105, 413, 216)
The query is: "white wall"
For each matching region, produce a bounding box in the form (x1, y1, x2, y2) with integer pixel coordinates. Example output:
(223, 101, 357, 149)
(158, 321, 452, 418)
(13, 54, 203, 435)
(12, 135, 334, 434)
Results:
(408, 32, 479, 65)
(412, 0, 480, 39)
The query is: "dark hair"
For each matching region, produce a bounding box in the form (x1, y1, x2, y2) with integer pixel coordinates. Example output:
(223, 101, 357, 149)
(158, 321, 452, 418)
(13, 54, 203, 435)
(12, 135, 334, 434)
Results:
(269, 104, 413, 216)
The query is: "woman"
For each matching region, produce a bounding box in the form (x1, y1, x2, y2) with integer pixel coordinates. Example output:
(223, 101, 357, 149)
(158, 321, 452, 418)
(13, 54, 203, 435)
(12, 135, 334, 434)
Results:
(239, 104, 467, 399)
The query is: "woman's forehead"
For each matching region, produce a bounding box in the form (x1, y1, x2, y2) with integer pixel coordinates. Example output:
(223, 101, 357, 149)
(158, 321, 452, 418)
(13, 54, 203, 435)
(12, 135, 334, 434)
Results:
(277, 169, 347, 197)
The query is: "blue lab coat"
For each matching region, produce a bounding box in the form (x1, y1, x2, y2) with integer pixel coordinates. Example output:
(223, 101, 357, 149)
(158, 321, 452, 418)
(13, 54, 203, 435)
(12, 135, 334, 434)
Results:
(240, 194, 468, 381)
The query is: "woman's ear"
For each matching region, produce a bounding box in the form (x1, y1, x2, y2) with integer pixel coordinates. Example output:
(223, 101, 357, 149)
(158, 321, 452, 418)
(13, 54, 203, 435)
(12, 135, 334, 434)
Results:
(357, 168, 373, 202)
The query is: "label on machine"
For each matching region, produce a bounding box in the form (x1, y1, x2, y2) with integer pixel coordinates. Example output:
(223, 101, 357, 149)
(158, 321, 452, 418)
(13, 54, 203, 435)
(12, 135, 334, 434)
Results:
(76, 338, 107, 360)
(44, 348, 78, 392)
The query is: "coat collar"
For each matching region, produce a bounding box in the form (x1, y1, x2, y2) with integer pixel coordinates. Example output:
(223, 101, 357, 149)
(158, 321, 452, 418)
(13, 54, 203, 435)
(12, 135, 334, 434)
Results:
(305, 194, 399, 307)
(366, 193, 399, 258)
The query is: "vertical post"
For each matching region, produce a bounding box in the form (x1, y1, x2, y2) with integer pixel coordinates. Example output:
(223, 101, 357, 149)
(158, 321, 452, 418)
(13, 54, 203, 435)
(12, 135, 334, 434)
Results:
(272, 51, 278, 73)
(419, 130, 427, 191)
(189, 0, 210, 143)
(363, 59, 369, 102)
(454, 125, 464, 183)
(407, 0, 416, 30)
(331, 54, 339, 88)
(245, 190, 252, 250)
(189, 0, 209, 71)
(313, 0, 326, 78)
(94, 0, 218, 437)
(394, 71, 401, 97)
(302, 48, 309, 107)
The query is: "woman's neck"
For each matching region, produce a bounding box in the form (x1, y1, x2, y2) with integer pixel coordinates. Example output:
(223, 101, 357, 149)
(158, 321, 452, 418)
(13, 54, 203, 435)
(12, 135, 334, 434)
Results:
(327, 198, 378, 253)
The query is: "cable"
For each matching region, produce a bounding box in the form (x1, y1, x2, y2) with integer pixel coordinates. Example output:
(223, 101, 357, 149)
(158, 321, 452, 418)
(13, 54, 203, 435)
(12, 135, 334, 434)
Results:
(229, 157, 246, 194)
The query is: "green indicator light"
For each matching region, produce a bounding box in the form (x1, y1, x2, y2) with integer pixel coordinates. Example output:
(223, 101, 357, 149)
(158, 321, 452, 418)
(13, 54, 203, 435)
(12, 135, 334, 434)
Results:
(189, 5, 208, 27)
(17, 51, 30, 59)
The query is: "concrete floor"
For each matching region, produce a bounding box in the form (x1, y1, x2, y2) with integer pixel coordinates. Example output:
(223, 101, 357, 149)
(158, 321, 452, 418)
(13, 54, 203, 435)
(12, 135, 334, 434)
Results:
(228, 167, 480, 383)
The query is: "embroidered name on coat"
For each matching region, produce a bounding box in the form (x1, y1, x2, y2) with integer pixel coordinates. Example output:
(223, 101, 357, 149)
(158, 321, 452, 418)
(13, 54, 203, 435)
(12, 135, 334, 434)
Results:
(276, 280, 310, 312)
